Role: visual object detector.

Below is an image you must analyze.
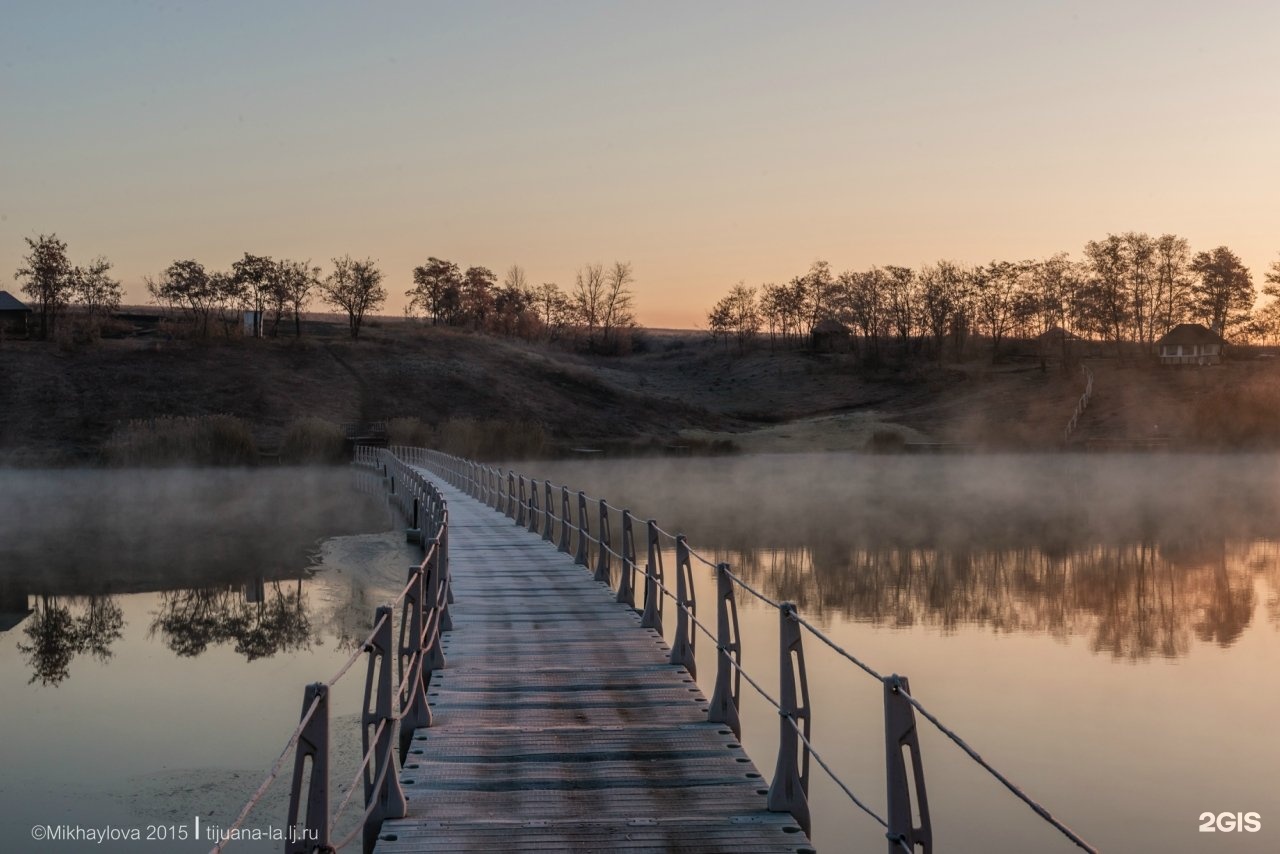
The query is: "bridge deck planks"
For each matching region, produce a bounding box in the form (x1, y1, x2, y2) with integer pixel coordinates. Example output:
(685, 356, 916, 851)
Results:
(373, 477, 816, 854)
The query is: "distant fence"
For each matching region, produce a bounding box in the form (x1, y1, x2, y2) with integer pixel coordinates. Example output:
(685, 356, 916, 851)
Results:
(213, 448, 447, 854)
(395, 445, 1099, 854)
(1063, 364, 1094, 442)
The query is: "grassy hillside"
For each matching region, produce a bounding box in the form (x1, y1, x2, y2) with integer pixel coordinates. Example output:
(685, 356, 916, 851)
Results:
(2, 317, 1278, 463)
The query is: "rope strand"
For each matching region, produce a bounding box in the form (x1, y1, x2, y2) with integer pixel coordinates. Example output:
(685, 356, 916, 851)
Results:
(898, 688, 1098, 853)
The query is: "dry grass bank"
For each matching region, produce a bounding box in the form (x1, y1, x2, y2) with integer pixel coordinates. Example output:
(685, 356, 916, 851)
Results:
(3, 319, 1279, 463)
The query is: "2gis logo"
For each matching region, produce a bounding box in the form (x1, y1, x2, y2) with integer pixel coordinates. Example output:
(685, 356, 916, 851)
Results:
(1198, 812, 1261, 833)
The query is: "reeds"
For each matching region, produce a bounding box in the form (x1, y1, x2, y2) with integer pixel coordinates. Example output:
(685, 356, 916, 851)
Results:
(105, 415, 257, 466)
(387, 416, 549, 460)
(279, 417, 347, 464)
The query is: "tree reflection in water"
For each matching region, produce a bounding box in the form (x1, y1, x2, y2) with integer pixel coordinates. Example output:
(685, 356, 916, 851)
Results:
(18, 595, 125, 686)
(718, 536, 1275, 660)
(148, 579, 312, 661)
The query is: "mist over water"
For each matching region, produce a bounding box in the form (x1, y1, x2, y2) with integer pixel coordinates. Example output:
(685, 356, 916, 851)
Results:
(516, 453, 1280, 657)
(520, 453, 1280, 551)
(0, 467, 390, 590)
(0, 467, 411, 852)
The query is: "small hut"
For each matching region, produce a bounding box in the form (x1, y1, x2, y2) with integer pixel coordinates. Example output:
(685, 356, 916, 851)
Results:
(1037, 326, 1080, 346)
(1156, 323, 1223, 365)
(0, 290, 32, 337)
(811, 318, 851, 352)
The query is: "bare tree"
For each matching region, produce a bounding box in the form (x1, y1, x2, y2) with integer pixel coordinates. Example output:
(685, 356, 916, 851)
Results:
(600, 261, 636, 349)
(14, 234, 72, 339)
(321, 256, 385, 339)
(209, 270, 245, 337)
(406, 258, 462, 325)
(534, 282, 572, 340)
(707, 283, 759, 352)
(1268, 254, 1280, 295)
(758, 282, 784, 348)
(883, 265, 917, 350)
(803, 260, 835, 335)
(231, 253, 275, 335)
(492, 265, 535, 337)
(460, 266, 497, 329)
(1122, 232, 1158, 350)
(1153, 234, 1194, 335)
(69, 256, 123, 323)
(706, 298, 732, 350)
(841, 268, 887, 359)
(148, 259, 216, 336)
(273, 259, 320, 337)
(972, 260, 1026, 362)
(1081, 236, 1130, 354)
(503, 264, 528, 294)
(1030, 253, 1080, 366)
(1190, 246, 1254, 337)
(572, 263, 606, 338)
(1251, 256, 1280, 344)
(918, 261, 962, 362)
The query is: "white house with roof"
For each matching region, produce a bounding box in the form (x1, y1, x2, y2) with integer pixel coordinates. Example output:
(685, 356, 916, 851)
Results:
(1156, 323, 1223, 365)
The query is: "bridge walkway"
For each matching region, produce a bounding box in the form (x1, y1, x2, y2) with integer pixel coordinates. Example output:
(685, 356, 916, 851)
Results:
(373, 476, 816, 853)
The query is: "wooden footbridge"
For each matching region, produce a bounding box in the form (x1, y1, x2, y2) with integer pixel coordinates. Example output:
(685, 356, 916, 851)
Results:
(212, 446, 1099, 854)
(380, 474, 811, 853)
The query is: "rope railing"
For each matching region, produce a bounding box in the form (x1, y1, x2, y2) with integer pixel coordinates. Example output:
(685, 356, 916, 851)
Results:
(895, 687, 1097, 853)
(213, 448, 450, 854)
(402, 446, 1099, 853)
(330, 718, 388, 832)
(723, 568, 784, 610)
(209, 695, 323, 854)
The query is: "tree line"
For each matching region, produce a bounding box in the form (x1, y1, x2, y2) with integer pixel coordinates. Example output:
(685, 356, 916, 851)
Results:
(404, 259, 637, 352)
(11, 234, 638, 348)
(146, 252, 389, 340)
(707, 234, 1280, 361)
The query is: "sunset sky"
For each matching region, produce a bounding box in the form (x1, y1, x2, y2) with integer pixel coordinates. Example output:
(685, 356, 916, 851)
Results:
(3, 1, 1278, 328)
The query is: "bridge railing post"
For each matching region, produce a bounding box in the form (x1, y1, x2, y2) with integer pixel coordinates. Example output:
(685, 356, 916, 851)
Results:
(593, 500, 612, 584)
(669, 535, 696, 677)
(707, 562, 741, 737)
(362, 605, 406, 853)
(884, 675, 932, 854)
(507, 473, 516, 519)
(574, 491, 589, 567)
(640, 520, 663, 634)
(516, 477, 527, 526)
(440, 515, 454, 621)
(286, 682, 331, 854)
(423, 537, 446, 674)
(767, 603, 811, 836)
(558, 487, 572, 553)
(407, 496, 421, 544)
(542, 481, 554, 542)
(616, 510, 636, 609)
(528, 480, 540, 534)
(399, 562, 431, 756)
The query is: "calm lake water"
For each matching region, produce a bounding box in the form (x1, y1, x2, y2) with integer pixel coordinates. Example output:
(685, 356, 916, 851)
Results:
(513, 453, 1280, 854)
(0, 468, 414, 853)
(4, 456, 1278, 853)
